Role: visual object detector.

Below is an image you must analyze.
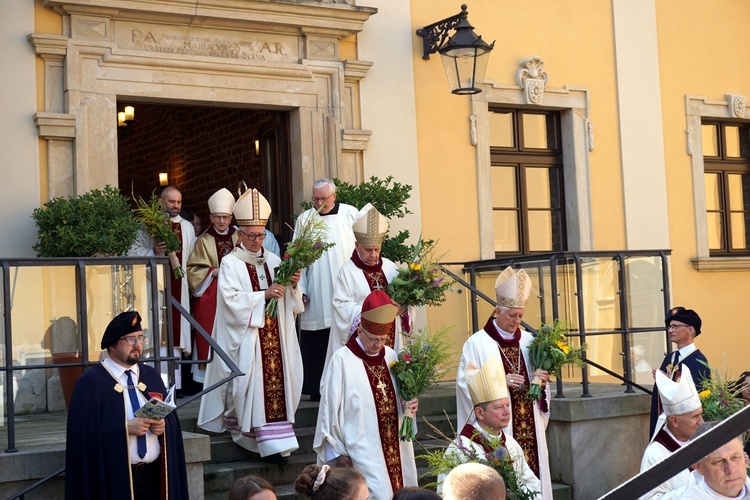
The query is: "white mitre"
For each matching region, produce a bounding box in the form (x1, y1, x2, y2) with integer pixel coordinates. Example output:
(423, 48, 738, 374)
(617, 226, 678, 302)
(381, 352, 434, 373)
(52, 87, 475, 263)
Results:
(208, 188, 235, 214)
(465, 356, 509, 406)
(233, 186, 271, 227)
(494, 266, 533, 308)
(651, 365, 702, 442)
(352, 203, 389, 245)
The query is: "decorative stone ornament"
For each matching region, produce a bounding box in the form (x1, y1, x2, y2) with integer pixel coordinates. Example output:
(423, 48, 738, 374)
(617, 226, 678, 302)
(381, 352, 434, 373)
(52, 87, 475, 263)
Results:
(516, 56, 549, 105)
(729, 94, 746, 117)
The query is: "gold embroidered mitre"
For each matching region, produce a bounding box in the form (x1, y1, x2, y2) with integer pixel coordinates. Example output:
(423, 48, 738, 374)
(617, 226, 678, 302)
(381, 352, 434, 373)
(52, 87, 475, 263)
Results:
(494, 266, 533, 308)
(233, 187, 271, 227)
(464, 356, 509, 406)
(208, 188, 235, 215)
(352, 203, 389, 246)
(656, 365, 701, 416)
(360, 290, 398, 336)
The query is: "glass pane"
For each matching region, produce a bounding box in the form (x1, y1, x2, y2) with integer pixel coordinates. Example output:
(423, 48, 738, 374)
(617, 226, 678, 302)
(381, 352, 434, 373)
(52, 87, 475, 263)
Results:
(526, 167, 560, 209)
(702, 124, 718, 157)
(730, 213, 748, 249)
(489, 111, 514, 148)
(624, 256, 665, 329)
(727, 173, 750, 211)
(523, 114, 550, 149)
(704, 173, 721, 211)
(629, 331, 666, 387)
(726, 126, 740, 158)
(528, 211, 552, 251)
(493, 210, 519, 252)
(706, 212, 724, 250)
(491, 166, 517, 206)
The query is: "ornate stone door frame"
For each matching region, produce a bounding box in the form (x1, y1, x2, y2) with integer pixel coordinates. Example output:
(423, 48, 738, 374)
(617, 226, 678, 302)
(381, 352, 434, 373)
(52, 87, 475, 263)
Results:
(29, 0, 375, 209)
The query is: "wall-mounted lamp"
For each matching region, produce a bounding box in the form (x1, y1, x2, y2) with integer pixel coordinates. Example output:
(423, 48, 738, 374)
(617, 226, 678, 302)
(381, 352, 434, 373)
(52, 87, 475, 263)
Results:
(416, 4, 495, 95)
(254, 139, 260, 156)
(118, 105, 135, 138)
(159, 173, 169, 186)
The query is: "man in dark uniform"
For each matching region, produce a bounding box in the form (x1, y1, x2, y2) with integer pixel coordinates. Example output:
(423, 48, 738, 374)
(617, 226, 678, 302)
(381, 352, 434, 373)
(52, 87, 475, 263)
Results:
(65, 311, 189, 499)
(649, 306, 710, 438)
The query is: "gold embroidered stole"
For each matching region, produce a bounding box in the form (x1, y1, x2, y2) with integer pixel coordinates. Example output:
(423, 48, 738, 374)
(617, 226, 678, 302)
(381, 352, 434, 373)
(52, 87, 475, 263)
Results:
(246, 261, 287, 422)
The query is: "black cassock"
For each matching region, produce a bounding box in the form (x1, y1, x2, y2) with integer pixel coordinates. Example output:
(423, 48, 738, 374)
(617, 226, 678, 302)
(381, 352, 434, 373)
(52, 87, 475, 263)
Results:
(65, 363, 189, 499)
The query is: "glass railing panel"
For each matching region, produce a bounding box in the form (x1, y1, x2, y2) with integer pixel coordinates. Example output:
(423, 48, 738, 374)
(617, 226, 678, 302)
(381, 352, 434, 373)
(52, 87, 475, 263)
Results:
(624, 255, 666, 329)
(628, 329, 664, 388)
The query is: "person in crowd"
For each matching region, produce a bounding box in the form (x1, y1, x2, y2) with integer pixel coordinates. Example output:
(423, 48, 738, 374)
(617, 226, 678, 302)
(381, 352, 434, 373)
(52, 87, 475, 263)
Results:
(263, 228, 280, 255)
(228, 475, 277, 500)
(294, 178, 357, 401)
(442, 462, 506, 500)
(456, 266, 552, 499)
(314, 290, 419, 500)
(65, 311, 189, 499)
(650, 307, 710, 437)
(391, 487, 441, 500)
(198, 187, 303, 463)
(739, 370, 750, 456)
(675, 422, 750, 499)
(294, 464, 369, 500)
(443, 356, 540, 494)
(327, 203, 412, 366)
(186, 188, 238, 385)
(640, 365, 704, 499)
(130, 186, 196, 392)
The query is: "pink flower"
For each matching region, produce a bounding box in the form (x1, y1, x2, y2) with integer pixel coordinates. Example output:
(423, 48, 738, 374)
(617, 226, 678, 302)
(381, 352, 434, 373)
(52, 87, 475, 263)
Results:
(283, 253, 291, 259)
(403, 353, 413, 362)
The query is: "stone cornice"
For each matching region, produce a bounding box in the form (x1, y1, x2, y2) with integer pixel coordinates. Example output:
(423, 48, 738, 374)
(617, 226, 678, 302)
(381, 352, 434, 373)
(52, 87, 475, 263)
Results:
(690, 257, 750, 272)
(35, 113, 76, 140)
(43, 0, 377, 38)
(27, 34, 69, 59)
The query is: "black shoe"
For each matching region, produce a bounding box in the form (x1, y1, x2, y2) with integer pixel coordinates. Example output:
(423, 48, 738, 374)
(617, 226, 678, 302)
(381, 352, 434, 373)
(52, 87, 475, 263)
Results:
(259, 453, 288, 464)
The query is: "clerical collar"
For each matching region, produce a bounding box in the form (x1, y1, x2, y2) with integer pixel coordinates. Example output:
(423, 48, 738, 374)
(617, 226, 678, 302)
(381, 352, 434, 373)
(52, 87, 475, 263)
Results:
(320, 202, 339, 216)
(493, 320, 517, 340)
(664, 427, 688, 446)
(170, 215, 181, 223)
(350, 248, 382, 271)
(355, 337, 380, 357)
(214, 226, 230, 236)
(239, 242, 263, 257)
(346, 332, 385, 363)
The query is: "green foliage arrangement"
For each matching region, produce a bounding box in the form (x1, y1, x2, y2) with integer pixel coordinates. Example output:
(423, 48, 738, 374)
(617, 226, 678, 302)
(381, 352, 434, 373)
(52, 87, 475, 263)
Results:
(697, 361, 746, 422)
(32, 185, 140, 257)
(300, 176, 413, 263)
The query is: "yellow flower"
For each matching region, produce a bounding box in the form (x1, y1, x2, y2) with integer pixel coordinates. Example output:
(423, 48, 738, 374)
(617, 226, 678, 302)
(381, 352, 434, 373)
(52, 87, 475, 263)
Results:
(389, 361, 397, 368)
(409, 263, 422, 271)
(699, 389, 711, 399)
(555, 341, 570, 355)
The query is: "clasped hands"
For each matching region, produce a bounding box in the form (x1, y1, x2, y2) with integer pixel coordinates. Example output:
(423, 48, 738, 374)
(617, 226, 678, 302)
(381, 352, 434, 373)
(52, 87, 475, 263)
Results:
(507, 369, 549, 389)
(128, 417, 164, 437)
(263, 270, 301, 300)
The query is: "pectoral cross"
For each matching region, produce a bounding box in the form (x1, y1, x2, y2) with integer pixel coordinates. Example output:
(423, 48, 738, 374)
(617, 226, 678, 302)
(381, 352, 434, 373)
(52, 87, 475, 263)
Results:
(377, 380, 387, 397)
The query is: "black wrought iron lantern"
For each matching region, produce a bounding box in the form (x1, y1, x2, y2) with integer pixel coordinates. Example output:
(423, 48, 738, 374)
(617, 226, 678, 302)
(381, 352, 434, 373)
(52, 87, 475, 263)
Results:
(417, 4, 495, 95)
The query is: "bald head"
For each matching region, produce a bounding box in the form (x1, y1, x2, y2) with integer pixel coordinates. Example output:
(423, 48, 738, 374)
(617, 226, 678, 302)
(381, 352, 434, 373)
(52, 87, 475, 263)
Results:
(443, 463, 506, 500)
(160, 187, 182, 218)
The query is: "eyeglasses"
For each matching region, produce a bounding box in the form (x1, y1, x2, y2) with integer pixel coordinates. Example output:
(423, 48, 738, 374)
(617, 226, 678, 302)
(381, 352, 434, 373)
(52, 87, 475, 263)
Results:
(210, 214, 232, 221)
(239, 230, 266, 241)
(119, 336, 144, 346)
(358, 326, 388, 346)
(311, 195, 332, 203)
(667, 323, 690, 331)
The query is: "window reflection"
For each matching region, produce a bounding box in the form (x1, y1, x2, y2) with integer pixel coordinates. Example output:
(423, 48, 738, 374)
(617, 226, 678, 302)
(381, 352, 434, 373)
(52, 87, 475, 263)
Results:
(488, 111, 514, 148)
(701, 124, 718, 157)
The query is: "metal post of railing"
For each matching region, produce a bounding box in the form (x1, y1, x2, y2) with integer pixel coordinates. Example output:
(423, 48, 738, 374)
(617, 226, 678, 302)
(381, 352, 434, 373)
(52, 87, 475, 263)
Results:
(3, 261, 17, 453)
(617, 254, 635, 394)
(660, 251, 672, 357)
(573, 255, 591, 397)
(76, 260, 90, 371)
(536, 260, 547, 326)
(469, 263, 479, 334)
(148, 258, 166, 382)
(546, 254, 566, 398)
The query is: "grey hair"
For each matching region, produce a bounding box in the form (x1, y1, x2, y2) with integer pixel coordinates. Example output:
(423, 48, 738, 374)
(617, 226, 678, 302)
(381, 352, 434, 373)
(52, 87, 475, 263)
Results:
(313, 178, 336, 193)
(496, 305, 510, 314)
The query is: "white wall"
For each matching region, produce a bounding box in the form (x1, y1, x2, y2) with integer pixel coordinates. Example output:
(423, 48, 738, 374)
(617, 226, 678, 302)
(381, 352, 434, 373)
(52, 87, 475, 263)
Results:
(0, 0, 42, 257)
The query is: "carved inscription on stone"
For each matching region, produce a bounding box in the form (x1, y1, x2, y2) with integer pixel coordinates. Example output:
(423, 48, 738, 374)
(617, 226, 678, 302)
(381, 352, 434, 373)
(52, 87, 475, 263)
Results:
(114, 22, 299, 63)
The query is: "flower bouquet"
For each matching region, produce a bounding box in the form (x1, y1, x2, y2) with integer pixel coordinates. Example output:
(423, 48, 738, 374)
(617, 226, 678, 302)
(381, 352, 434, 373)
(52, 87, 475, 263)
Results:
(697, 360, 746, 422)
(389, 326, 455, 441)
(264, 210, 334, 318)
(387, 237, 453, 308)
(527, 320, 586, 400)
(133, 193, 185, 279)
(419, 416, 539, 499)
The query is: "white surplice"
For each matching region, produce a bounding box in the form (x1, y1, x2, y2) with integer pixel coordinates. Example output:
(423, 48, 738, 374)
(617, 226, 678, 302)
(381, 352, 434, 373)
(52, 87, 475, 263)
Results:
(437, 425, 541, 495)
(666, 473, 750, 499)
(293, 204, 357, 331)
(129, 216, 195, 353)
(313, 344, 418, 500)
(457, 328, 553, 500)
(639, 430, 693, 499)
(326, 257, 412, 367)
(197, 246, 303, 457)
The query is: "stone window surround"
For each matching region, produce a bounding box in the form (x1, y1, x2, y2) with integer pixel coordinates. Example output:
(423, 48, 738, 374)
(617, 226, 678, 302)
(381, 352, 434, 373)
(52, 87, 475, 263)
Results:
(686, 94, 750, 271)
(28, 0, 376, 209)
(472, 75, 594, 260)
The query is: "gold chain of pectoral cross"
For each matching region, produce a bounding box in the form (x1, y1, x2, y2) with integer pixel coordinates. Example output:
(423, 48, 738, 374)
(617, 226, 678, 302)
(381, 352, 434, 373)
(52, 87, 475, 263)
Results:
(364, 362, 389, 397)
(364, 271, 386, 291)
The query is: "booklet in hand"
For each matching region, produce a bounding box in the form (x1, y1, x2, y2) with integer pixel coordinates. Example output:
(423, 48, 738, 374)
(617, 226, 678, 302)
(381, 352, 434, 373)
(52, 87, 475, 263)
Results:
(135, 385, 176, 421)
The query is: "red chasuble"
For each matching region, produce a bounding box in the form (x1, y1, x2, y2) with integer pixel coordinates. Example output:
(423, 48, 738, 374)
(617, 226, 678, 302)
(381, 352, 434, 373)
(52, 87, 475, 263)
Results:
(170, 221, 184, 345)
(192, 226, 236, 360)
(345, 334, 404, 492)
(483, 316, 545, 477)
(350, 250, 398, 348)
(245, 256, 287, 422)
